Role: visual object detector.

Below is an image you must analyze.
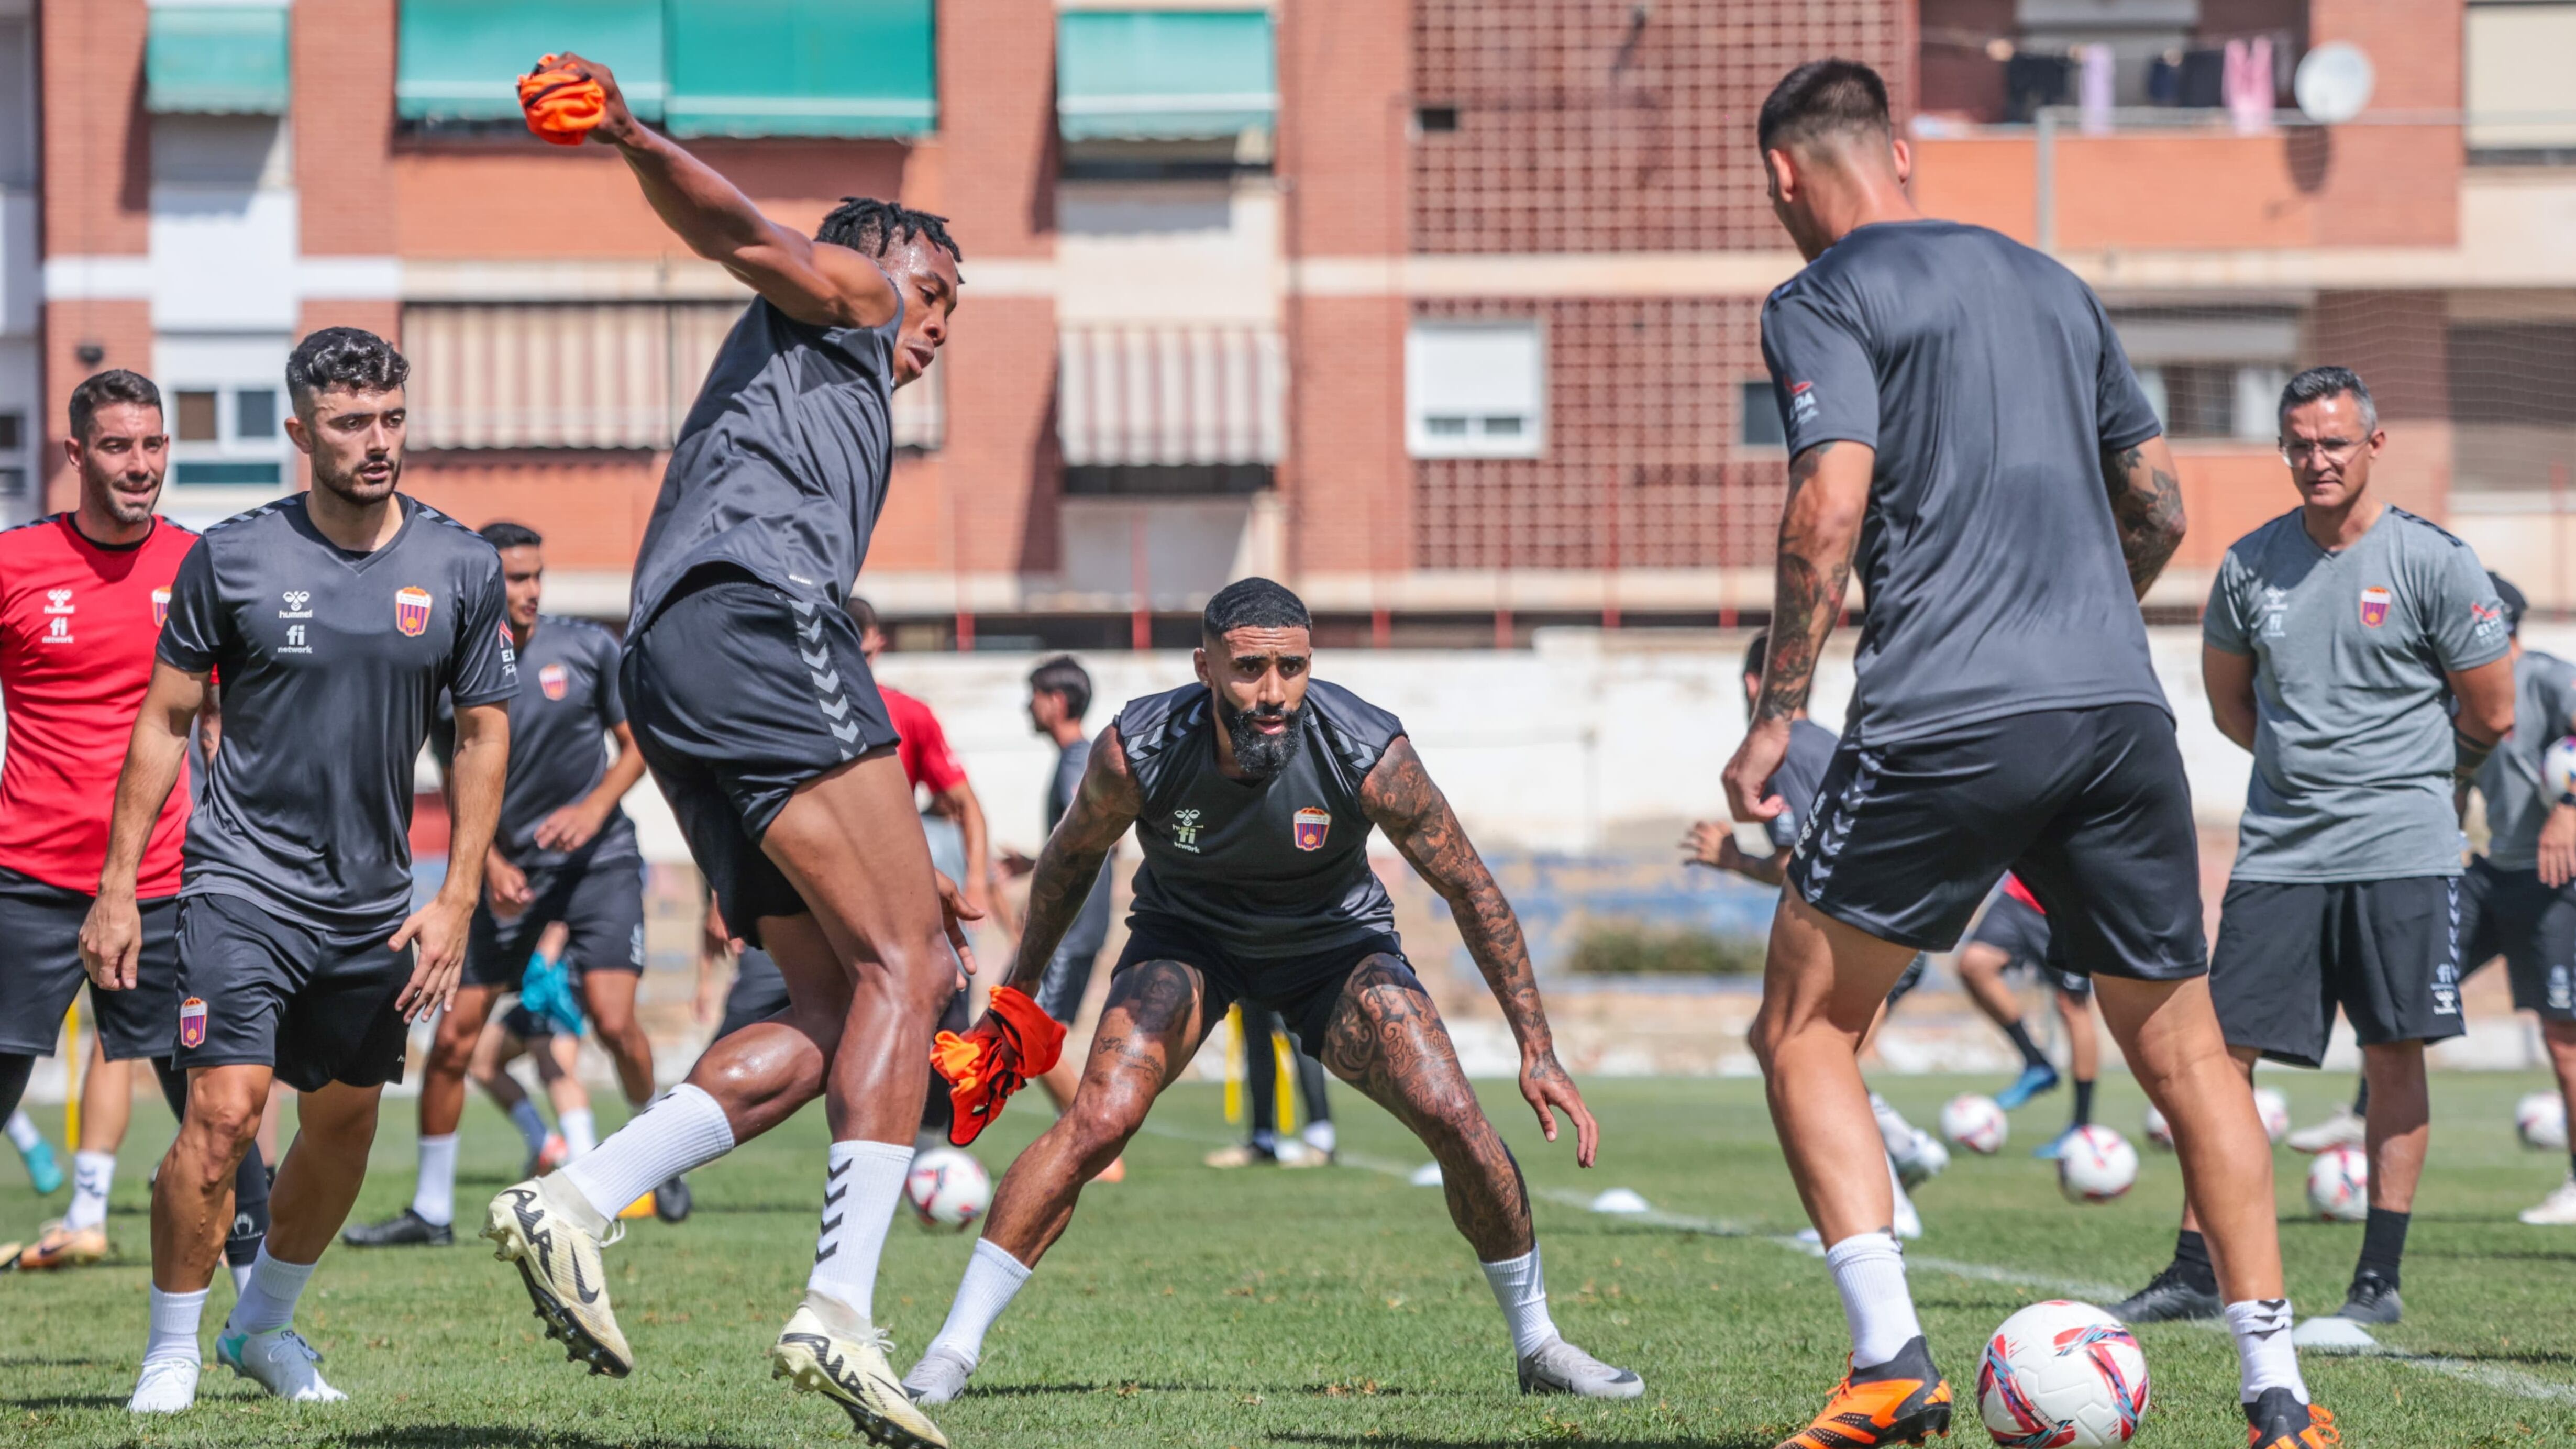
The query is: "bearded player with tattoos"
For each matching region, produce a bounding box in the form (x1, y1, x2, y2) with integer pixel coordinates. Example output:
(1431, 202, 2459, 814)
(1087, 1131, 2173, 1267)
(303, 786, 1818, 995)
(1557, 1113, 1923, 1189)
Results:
(902, 577, 1639, 1406)
(1732, 61, 2326, 1449)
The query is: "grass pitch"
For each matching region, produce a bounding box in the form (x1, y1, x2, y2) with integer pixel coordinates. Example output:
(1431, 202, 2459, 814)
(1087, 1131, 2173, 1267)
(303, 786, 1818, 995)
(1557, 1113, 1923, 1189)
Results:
(5, 1071, 2573, 1447)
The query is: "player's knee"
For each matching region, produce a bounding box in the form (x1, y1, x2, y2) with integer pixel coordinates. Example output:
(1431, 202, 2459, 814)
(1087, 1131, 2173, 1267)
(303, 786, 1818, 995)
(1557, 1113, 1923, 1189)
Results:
(181, 1090, 264, 1158)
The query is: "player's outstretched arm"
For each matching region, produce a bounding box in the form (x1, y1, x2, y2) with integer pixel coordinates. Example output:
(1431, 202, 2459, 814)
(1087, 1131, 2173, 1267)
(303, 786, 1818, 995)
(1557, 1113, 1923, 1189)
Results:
(2103, 434, 2187, 600)
(1723, 440, 1870, 825)
(393, 700, 509, 1022)
(80, 662, 206, 990)
(1004, 724, 1142, 992)
(1362, 737, 1599, 1166)
(541, 53, 898, 331)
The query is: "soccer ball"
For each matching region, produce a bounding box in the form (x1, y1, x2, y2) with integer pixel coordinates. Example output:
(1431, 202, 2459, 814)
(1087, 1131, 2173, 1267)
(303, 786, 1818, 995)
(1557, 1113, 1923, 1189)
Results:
(1976, 1300, 2150, 1447)
(2251, 1087, 2291, 1144)
(906, 1147, 993, 1232)
(1942, 1094, 2009, 1155)
(2517, 1091, 2569, 1151)
(2140, 1104, 2173, 1150)
(2306, 1144, 2369, 1222)
(2056, 1125, 2139, 1204)
(2546, 735, 2576, 802)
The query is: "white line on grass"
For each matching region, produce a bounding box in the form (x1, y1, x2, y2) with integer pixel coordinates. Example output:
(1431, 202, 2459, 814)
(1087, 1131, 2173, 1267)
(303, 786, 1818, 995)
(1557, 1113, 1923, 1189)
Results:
(1137, 1121, 2576, 1407)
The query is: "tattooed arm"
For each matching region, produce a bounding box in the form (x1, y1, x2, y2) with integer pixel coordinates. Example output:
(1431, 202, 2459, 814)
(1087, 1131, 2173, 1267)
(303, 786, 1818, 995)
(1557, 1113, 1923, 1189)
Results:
(1362, 736, 1600, 1164)
(1004, 723, 1143, 993)
(2103, 435, 2187, 601)
(1722, 439, 1870, 824)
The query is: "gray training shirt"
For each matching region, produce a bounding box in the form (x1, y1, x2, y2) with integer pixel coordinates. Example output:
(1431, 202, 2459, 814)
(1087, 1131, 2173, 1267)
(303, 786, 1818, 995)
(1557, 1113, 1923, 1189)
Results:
(2205, 506, 2510, 882)
(159, 496, 517, 932)
(628, 294, 902, 629)
(1763, 717, 1843, 853)
(1761, 219, 2169, 747)
(2475, 648, 2576, 871)
(1049, 735, 1113, 963)
(1115, 679, 1401, 960)
(435, 615, 636, 872)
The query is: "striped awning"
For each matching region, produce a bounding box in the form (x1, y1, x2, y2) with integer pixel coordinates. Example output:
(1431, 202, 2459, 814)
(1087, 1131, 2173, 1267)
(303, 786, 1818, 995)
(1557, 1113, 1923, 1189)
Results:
(1057, 327, 1284, 467)
(403, 302, 941, 451)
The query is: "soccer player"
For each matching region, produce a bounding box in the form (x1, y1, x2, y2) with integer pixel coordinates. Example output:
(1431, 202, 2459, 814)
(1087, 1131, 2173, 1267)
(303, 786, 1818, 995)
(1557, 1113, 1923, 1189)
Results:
(1730, 61, 2329, 1447)
(478, 53, 972, 1448)
(83, 327, 515, 1412)
(857, 597, 996, 925)
(345, 520, 655, 1248)
(1203, 1006, 1337, 1169)
(2109, 367, 2513, 1342)
(471, 931, 588, 1176)
(0, 370, 267, 1280)
(901, 578, 1640, 1405)
(6, 1109, 62, 1196)
(1953, 878, 2104, 1155)
(2451, 573, 2576, 1225)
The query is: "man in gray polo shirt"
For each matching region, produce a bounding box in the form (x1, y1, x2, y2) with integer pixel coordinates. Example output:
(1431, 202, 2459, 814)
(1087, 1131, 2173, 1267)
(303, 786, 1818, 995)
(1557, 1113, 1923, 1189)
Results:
(2112, 366, 2515, 1341)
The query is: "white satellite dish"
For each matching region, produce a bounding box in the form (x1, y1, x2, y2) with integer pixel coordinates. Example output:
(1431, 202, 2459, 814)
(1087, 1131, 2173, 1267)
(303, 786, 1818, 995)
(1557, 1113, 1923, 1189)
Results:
(2294, 42, 2374, 124)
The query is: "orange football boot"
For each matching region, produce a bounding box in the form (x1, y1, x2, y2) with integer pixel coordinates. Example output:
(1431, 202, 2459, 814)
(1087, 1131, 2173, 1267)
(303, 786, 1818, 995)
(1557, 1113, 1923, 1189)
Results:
(1778, 1336, 1952, 1449)
(2246, 1388, 2339, 1448)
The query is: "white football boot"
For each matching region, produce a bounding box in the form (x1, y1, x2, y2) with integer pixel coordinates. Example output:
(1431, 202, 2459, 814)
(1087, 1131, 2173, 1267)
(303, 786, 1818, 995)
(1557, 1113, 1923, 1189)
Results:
(772, 1290, 950, 1447)
(217, 1326, 347, 1402)
(483, 1175, 632, 1377)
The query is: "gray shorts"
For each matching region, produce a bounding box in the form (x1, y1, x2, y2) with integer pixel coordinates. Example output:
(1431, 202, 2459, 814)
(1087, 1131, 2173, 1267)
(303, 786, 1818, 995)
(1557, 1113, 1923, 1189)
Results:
(2210, 876, 2466, 1068)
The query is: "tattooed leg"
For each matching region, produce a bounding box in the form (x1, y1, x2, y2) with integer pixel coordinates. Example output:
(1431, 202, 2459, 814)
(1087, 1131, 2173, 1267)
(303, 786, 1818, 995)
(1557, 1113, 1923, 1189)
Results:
(1321, 955, 1533, 1261)
(978, 960, 1214, 1266)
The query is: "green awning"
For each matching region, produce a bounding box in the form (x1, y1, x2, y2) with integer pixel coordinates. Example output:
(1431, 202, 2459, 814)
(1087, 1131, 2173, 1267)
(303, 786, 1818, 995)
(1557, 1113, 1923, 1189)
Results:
(396, 0, 666, 121)
(1057, 10, 1275, 142)
(665, 0, 935, 139)
(147, 6, 291, 116)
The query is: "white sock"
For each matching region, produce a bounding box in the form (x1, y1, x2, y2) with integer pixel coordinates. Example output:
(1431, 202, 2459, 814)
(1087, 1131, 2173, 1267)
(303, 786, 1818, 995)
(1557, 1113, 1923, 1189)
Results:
(230, 1260, 252, 1296)
(411, 1134, 459, 1227)
(927, 1237, 1036, 1366)
(2225, 1298, 2307, 1404)
(66, 1149, 118, 1231)
(145, 1286, 208, 1367)
(560, 1107, 598, 1158)
(805, 1139, 913, 1318)
(1869, 1092, 1917, 1158)
(1302, 1120, 1337, 1155)
(225, 1247, 317, 1336)
(4, 1109, 39, 1152)
(560, 1083, 732, 1220)
(1480, 1247, 1561, 1357)
(507, 1100, 549, 1154)
(1825, 1230, 1922, 1368)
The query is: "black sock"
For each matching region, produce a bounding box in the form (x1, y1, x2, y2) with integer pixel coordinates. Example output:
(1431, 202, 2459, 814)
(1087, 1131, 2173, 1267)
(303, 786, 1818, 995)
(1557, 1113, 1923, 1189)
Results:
(2004, 1020, 2048, 1070)
(2071, 1078, 2096, 1129)
(2351, 1079, 2370, 1116)
(2173, 1229, 2218, 1295)
(0, 1053, 32, 1124)
(2357, 1208, 2409, 1289)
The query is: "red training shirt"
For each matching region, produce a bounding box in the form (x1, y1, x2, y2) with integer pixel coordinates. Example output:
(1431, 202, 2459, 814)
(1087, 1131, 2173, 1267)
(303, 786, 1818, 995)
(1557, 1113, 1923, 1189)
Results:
(0, 514, 200, 897)
(881, 684, 967, 796)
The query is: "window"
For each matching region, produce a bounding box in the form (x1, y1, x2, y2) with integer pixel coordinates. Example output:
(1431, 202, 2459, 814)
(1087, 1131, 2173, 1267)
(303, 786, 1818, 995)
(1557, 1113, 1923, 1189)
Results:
(1407, 320, 1545, 460)
(167, 384, 286, 486)
(2135, 362, 2285, 440)
(1739, 381, 1786, 448)
(2469, 2, 2576, 161)
(0, 411, 24, 501)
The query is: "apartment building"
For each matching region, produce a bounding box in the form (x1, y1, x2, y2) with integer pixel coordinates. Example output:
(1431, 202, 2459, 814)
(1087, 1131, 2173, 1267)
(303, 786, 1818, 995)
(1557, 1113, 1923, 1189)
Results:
(19, 0, 2576, 641)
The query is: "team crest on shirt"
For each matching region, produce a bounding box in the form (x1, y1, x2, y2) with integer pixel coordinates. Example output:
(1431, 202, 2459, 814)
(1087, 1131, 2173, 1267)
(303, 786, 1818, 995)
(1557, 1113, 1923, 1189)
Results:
(151, 587, 170, 628)
(394, 586, 434, 637)
(539, 662, 569, 700)
(1293, 806, 1331, 852)
(178, 997, 207, 1049)
(2359, 586, 2391, 628)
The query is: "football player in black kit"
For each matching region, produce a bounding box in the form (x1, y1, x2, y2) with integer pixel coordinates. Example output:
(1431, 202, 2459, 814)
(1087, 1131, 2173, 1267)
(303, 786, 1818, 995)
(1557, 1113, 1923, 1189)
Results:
(899, 578, 1641, 1406)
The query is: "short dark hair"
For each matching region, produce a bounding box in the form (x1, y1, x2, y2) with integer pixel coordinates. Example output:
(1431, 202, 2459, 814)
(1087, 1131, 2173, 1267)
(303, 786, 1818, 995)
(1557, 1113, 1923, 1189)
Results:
(1743, 629, 1770, 680)
(1202, 577, 1310, 639)
(1029, 654, 1093, 722)
(2277, 365, 2378, 435)
(846, 594, 880, 637)
(68, 369, 163, 442)
(286, 327, 410, 414)
(1757, 59, 1893, 155)
(2490, 571, 2528, 637)
(479, 521, 543, 551)
(817, 198, 964, 268)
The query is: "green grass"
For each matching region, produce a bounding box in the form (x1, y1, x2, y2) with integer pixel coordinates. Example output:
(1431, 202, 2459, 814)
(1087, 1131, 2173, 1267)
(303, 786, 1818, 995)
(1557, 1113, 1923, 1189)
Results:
(5, 1071, 2575, 1447)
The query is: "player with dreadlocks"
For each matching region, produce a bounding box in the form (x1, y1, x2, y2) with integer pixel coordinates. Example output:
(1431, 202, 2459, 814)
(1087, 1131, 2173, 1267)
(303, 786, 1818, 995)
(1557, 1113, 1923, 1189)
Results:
(479, 52, 974, 1448)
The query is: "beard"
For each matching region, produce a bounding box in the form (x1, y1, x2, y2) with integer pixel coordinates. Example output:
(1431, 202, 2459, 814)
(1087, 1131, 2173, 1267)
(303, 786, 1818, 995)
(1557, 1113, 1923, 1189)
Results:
(313, 451, 401, 504)
(1217, 692, 1301, 779)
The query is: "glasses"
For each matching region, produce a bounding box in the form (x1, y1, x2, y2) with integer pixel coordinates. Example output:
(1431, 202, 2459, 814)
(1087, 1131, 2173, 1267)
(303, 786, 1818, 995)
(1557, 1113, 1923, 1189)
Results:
(2279, 438, 2364, 464)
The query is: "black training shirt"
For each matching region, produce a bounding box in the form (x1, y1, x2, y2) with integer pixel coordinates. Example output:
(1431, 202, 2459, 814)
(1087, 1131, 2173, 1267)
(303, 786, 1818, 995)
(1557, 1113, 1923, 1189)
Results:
(434, 614, 636, 872)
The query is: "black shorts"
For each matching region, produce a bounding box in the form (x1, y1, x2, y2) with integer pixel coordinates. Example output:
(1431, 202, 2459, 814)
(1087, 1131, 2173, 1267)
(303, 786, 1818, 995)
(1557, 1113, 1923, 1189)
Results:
(0, 867, 180, 1060)
(1963, 892, 2091, 1000)
(500, 1002, 556, 1041)
(2210, 876, 2467, 1068)
(1033, 937, 1103, 1026)
(1786, 703, 2205, 982)
(623, 567, 899, 948)
(2458, 859, 2576, 1022)
(714, 946, 790, 1042)
(463, 854, 647, 990)
(1115, 915, 1406, 1061)
(174, 893, 414, 1092)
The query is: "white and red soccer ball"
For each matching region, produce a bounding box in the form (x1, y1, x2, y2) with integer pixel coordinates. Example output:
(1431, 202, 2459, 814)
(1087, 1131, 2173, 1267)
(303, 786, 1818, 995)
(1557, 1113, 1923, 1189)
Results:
(1942, 1093, 2009, 1156)
(906, 1147, 993, 1232)
(2251, 1087, 2291, 1144)
(2306, 1144, 2370, 1222)
(2055, 1126, 2138, 1204)
(1977, 1300, 2150, 1447)
(2517, 1091, 2569, 1151)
